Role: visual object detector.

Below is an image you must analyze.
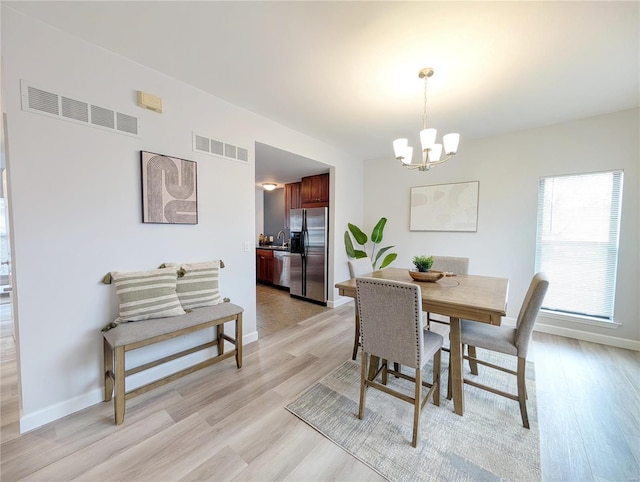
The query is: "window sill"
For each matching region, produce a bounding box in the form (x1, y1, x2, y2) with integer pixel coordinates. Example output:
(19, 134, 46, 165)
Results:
(539, 309, 621, 329)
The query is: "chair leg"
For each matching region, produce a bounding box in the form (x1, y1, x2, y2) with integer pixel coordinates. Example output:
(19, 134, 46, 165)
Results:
(517, 357, 530, 429)
(433, 349, 441, 406)
(352, 311, 360, 360)
(412, 367, 422, 448)
(446, 356, 452, 400)
(382, 359, 388, 385)
(359, 352, 368, 420)
(468, 345, 479, 375)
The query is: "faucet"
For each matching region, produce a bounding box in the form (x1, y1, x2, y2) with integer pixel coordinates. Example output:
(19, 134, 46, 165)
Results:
(277, 230, 286, 247)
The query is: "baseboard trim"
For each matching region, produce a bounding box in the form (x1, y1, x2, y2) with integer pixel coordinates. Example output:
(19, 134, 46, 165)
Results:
(328, 297, 352, 309)
(20, 388, 104, 433)
(534, 322, 640, 351)
(502, 316, 640, 351)
(20, 330, 261, 433)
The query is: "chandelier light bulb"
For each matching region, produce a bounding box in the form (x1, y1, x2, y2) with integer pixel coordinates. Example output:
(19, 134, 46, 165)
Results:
(402, 146, 414, 165)
(429, 144, 443, 162)
(420, 128, 437, 151)
(393, 138, 408, 160)
(443, 133, 460, 155)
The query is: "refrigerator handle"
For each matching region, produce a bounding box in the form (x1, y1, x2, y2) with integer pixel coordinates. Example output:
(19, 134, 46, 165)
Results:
(302, 229, 308, 257)
(302, 209, 308, 256)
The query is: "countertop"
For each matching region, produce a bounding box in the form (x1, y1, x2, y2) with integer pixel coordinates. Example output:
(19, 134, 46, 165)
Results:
(256, 245, 290, 252)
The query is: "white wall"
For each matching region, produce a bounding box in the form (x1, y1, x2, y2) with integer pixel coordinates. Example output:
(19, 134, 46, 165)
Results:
(363, 108, 639, 348)
(2, 7, 364, 431)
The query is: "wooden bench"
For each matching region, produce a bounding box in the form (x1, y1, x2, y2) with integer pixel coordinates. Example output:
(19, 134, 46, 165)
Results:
(102, 302, 243, 424)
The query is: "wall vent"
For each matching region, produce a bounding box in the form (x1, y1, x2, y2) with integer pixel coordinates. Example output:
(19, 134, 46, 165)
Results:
(21, 80, 139, 137)
(192, 132, 249, 164)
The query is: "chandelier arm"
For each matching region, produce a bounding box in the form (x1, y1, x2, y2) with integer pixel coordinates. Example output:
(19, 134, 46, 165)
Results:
(401, 163, 423, 170)
(425, 154, 455, 166)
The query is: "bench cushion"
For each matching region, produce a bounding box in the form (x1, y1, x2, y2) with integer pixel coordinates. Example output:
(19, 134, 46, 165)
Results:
(103, 303, 243, 348)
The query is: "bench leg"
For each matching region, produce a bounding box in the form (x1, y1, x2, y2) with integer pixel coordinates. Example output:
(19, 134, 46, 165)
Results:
(103, 338, 113, 402)
(235, 313, 243, 369)
(216, 323, 224, 356)
(114, 345, 126, 425)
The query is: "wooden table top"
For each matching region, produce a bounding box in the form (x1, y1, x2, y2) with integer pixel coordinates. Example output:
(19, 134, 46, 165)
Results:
(336, 267, 509, 324)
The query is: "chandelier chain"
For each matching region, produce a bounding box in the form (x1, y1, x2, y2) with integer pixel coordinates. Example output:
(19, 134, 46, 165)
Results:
(422, 76, 429, 130)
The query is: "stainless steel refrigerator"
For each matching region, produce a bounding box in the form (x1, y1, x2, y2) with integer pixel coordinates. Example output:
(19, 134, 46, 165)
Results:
(289, 207, 328, 305)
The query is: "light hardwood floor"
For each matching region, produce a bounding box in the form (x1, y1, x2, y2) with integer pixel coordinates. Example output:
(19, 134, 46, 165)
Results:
(255, 283, 331, 337)
(1, 298, 639, 481)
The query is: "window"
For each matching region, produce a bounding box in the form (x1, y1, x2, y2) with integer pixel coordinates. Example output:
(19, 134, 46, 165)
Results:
(535, 170, 623, 321)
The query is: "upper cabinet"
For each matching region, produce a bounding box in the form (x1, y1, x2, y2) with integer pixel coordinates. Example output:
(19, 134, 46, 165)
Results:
(300, 173, 329, 208)
(284, 182, 301, 228)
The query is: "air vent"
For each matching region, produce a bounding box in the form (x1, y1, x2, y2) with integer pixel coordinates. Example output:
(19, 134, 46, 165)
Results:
(117, 112, 138, 135)
(237, 147, 248, 162)
(91, 105, 115, 129)
(211, 140, 224, 156)
(224, 143, 237, 159)
(194, 135, 209, 152)
(61, 96, 89, 122)
(28, 86, 59, 115)
(192, 132, 249, 163)
(20, 80, 139, 138)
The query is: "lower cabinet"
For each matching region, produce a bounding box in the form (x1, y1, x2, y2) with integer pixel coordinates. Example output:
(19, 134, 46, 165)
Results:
(256, 249, 274, 284)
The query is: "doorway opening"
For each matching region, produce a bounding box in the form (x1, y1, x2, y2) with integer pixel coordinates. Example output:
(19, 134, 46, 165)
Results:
(254, 142, 332, 337)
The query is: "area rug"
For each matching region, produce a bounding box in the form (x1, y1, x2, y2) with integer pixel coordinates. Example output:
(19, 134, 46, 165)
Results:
(286, 352, 541, 481)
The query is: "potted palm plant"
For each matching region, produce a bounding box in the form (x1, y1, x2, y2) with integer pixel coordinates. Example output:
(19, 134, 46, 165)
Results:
(344, 217, 397, 270)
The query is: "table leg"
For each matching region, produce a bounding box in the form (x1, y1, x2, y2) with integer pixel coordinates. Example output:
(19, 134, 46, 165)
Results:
(449, 316, 464, 416)
(368, 355, 380, 380)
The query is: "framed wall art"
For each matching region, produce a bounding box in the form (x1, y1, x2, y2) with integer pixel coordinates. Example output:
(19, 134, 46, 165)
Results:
(410, 181, 479, 232)
(141, 151, 198, 224)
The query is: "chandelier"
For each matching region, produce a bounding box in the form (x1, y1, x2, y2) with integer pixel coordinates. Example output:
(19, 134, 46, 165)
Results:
(393, 68, 460, 171)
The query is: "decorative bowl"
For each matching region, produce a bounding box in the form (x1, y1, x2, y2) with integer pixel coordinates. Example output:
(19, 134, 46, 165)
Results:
(409, 269, 445, 282)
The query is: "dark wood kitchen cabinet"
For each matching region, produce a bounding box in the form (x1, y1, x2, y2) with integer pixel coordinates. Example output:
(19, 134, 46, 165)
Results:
(256, 249, 274, 284)
(284, 182, 301, 228)
(300, 173, 329, 208)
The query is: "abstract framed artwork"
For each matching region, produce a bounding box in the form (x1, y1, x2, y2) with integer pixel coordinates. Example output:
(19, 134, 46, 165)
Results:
(141, 151, 198, 224)
(410, 181, 479, 232)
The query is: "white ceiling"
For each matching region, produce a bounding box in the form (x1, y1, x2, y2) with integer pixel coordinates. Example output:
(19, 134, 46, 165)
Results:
(6, 1, 639, 186)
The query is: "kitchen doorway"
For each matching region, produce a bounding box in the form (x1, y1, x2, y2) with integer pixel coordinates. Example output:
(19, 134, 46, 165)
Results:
(254, 142, 332, 337)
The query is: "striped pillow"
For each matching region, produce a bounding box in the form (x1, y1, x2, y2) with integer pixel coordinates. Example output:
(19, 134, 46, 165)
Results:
(111, 267, 186, 322)
(175, 260, 224, 309)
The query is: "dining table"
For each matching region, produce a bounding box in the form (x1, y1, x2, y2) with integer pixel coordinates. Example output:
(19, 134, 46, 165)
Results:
(335, 267, 509, 416)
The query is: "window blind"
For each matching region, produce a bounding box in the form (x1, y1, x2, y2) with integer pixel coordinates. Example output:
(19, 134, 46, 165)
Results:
(535, 170, 623, 320)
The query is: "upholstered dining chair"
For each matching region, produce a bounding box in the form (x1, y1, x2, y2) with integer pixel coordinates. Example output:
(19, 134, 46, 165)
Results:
(458, 272, 549, 428)
(348, 257, 374, 360)
(355, 277, 443, 447)
(426, 256, 469, 330)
